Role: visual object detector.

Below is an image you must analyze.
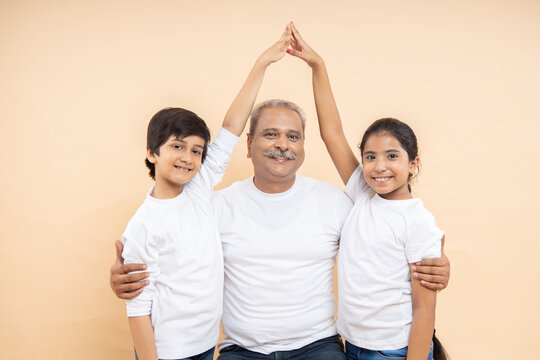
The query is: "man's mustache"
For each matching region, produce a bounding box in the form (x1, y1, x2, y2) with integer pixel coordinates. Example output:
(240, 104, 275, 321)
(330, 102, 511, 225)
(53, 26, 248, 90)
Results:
(263, 149, 297, 160)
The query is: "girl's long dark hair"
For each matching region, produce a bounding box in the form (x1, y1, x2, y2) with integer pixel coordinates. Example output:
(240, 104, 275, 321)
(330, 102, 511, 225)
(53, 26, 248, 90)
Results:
(433, 329, 449, 360)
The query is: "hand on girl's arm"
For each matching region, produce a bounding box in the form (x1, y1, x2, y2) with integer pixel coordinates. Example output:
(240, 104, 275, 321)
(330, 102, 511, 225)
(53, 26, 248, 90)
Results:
(129, 316, 158, 360)
(407, 264, 436, 360)
(287, 22, 359, 185)
(222, 24, 292, 136)
(412, 235, 451, 291)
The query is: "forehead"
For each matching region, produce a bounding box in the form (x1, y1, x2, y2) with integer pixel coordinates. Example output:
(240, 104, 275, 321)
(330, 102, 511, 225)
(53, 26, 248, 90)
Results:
(364, 132, 404, 151)
(166, 134, 206, 146)
(255, 107, 303, 133)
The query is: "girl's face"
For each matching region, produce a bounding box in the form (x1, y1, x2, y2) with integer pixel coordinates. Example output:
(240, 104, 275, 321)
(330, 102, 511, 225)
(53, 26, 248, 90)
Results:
(361, 132, 419, 200)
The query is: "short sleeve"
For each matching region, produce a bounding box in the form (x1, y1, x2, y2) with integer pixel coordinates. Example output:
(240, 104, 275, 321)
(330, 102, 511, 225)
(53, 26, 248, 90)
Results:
(405, 211, 443, 264)
(334, 190, 353, 234)
(122, 220, 161, 317)
(344, 165, 372, 203)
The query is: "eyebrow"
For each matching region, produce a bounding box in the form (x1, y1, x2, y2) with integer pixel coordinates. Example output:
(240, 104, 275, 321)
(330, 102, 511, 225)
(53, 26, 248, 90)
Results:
(364, 149, 401, 155)
(172, 138, 205, 148)
(261, 128, 302, 135)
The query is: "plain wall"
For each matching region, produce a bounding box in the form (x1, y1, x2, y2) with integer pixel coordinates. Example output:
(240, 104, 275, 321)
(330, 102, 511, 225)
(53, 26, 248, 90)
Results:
(1, 1, 539, 359)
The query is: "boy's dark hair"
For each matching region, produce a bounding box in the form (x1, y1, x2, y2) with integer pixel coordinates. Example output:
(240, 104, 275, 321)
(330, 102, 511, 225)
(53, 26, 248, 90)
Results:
(359, 117, 420, 192)
(145, 107, 211, 180)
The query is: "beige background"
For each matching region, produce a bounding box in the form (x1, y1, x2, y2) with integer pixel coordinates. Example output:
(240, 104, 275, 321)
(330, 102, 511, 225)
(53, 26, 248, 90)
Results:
(1, 1, 539, 359)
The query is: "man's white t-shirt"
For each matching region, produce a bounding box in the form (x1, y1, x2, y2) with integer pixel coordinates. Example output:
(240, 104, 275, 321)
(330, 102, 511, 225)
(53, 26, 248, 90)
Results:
(122, 128, 239, 359)
(213, 175, 353, 354)
(338, 166, 443, 350)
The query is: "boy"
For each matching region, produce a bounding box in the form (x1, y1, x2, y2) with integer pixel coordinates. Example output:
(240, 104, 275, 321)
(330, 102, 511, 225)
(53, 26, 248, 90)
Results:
(121, 25, 293, 360)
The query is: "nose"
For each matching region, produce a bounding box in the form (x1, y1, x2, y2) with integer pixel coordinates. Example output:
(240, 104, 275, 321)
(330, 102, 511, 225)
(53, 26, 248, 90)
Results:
(374, 157, 386, 172)
(274, 135, 288, 151)
(179, 150, 193, 164)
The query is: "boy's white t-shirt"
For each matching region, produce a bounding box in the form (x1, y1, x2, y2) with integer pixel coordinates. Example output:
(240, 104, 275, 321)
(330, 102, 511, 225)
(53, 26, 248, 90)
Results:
(338, 165, 443, 350)
(122, 128, 239, 359)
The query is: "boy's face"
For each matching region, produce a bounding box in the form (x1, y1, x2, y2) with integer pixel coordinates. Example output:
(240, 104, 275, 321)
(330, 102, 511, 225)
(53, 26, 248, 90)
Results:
(147, 135, 206, 197)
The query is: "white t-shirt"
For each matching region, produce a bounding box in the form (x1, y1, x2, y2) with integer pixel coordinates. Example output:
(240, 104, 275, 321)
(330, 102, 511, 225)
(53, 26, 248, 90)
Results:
(122, 128, 239, 359)
(337, 165, 443, 350)
(213, 175, 353, 354)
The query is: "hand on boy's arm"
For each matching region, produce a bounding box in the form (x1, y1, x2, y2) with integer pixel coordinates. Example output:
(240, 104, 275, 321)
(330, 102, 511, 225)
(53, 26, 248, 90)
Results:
(110, 240, 149, 300)
(412, 235, 450, 291)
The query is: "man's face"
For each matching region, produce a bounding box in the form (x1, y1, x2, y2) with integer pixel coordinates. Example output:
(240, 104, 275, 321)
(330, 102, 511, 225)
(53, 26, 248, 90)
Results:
(247, 107, 305, 187)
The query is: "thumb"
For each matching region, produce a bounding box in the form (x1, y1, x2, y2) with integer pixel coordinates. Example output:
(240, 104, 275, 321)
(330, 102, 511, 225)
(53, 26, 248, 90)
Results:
(441, 234, 446, 254)
(286, 47, 304, 60)
(114, 240, 124, 262)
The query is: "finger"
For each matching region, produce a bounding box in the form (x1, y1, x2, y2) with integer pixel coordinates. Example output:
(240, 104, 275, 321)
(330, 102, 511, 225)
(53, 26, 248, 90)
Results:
(121, 263, 147, 274)
(116, 280, 149, 294)
(420, 280, 445, 291)
(124, 271, 150, 283)
(290, 21, 304, 46)
(412, 265, 447, 276)
(413, 272, 445, 284)
(118, 288, 144, 300)
(114, 240, 124, 262)
(416, 257, 445, 266)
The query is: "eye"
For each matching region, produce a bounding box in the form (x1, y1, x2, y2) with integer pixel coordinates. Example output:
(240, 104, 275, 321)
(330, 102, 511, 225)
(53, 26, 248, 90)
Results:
(388, 153, 398, 159)
(192, 149, 202, 156)
(173, 144, 184, 150)
(365, 155, 375, 161)
(264, 132, 278, 138)
(288, 134, 300, 141)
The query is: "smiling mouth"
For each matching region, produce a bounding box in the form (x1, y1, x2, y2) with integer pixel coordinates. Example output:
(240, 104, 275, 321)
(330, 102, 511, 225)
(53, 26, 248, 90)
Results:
(373, 176, 392, 183)
(174, 165, 191, 173)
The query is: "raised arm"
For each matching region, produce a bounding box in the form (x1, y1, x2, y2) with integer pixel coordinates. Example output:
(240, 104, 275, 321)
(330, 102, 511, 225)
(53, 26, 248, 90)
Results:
(287, 22, 359, 185)
(222, 25, 292, 136)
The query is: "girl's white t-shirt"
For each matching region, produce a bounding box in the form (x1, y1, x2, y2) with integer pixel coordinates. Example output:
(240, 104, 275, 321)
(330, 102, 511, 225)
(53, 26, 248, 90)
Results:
(337, 165, 443, 350)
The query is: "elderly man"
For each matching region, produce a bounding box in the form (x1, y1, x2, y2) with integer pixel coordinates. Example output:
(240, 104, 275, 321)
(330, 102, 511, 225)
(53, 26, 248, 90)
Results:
(111, 98, 450, 360)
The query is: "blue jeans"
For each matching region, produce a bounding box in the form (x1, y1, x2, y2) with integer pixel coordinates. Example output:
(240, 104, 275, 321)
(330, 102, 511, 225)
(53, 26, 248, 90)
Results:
(218, 335, 346, 360)
(135, 347, 214, 360)
(345, 341, 433, 360)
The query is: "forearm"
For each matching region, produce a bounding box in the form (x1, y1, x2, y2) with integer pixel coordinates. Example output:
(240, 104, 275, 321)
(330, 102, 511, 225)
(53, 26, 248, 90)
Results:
(311, 59, 344, 141)
(222, 58, 269, 136)
(129, 316, 158, 360)
(407, 307, 435, 360)
(311, 59, 359, 183)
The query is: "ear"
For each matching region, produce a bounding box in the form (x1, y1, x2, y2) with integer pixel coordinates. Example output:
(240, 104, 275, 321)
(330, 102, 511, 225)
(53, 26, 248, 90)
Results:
(146, 148, 158, 164)
(409, 156, 420, 174)
(246, 133, 252, 159)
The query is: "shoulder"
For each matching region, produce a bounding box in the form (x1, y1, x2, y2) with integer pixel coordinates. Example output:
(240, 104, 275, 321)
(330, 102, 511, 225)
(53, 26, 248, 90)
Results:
(213, 177, 252, 200)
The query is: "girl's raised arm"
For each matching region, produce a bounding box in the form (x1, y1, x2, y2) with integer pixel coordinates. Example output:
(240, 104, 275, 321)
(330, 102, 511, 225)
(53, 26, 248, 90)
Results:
(222, 25, 292, 136)
(287, 22, 359, 185)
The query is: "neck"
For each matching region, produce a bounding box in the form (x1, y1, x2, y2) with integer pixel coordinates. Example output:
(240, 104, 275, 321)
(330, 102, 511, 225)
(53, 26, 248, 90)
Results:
(151, 181, 184, 199)
(252, 174, 296, 194)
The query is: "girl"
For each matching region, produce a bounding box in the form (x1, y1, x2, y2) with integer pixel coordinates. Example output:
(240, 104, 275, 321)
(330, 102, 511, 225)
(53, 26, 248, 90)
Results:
(287, 23, 449, 360)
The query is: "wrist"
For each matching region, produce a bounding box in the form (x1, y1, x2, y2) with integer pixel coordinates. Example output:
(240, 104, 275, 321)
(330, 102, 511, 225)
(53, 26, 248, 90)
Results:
(310, 56, 325, 72)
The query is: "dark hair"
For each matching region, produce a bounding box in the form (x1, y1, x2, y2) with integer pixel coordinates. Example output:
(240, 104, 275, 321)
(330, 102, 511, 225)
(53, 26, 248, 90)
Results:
(359, 117, 419, 192)
(145, 107, 211, 180)
(433, 329, 450, 360)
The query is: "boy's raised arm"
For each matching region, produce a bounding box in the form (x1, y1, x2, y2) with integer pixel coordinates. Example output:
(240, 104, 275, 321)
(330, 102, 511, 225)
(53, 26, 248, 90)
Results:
(287, 22, 359, 185)
(222, 25, 292, 136)
(110, 25, 293, 300)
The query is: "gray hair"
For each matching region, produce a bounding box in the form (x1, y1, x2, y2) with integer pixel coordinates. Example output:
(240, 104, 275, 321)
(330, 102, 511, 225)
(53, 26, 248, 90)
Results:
(249, 99, 306, 136)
